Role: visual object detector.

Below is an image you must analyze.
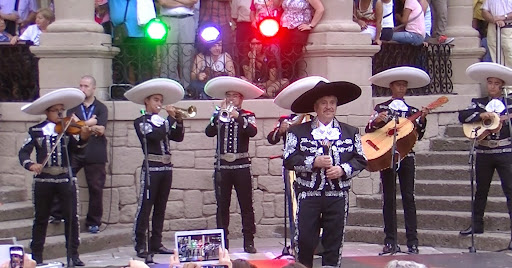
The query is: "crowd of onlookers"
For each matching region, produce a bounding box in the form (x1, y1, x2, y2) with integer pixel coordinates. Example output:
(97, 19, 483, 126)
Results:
(0, 0, 509, 99)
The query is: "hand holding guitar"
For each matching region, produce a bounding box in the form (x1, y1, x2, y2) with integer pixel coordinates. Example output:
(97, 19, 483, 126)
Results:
(373, 111, 388, 124)
(480, 112, 495, 120)
(420, 107, 430, 121)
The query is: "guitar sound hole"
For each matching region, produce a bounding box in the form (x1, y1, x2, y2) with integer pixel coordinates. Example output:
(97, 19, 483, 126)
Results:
(483, 119, 492, 127)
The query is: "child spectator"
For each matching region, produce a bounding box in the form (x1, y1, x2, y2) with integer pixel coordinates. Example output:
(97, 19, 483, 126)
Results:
(0, 18, 13, 42)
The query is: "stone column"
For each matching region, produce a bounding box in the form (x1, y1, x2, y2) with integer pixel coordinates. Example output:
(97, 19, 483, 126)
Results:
(306, 0, 379, 116)
(445, 0, 485, 95)
(31, 0, 119, 100)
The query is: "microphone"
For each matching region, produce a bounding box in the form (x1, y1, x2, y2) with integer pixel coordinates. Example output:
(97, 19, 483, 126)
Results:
(140, 109, 146, 115)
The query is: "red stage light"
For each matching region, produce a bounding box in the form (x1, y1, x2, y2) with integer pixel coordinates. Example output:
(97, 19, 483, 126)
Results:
(259, 18, 280, 38)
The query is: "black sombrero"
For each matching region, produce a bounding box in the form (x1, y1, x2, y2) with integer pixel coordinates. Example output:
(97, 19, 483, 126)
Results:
(290, 81, 362, 113)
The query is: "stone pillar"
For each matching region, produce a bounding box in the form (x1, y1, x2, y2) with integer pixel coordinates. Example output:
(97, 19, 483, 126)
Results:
(445, 0, 485, 95)
(31, 0, 119, 100)
(306, 0, 379, 117)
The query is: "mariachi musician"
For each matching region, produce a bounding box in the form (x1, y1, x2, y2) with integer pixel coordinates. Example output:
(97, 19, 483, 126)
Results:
(366, 66, 431, 254)
(18, 88, 90, 266)
(124, 78, 185, 258)
(204, 77, 264, 253)
(459, 62, 512, 250)
(283, 80, 367, 268)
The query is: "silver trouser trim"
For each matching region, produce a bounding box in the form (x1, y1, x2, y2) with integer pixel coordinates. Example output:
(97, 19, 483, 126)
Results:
(147, 166, 173, 172)
(219, 152, 249, 162)
(34, 177, 76, 183)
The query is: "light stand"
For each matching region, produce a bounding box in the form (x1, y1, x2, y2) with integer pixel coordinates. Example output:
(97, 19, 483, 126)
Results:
(60, 118, 75, 268)
(467, 127, 480, 253)
(379, 113, 408, 256)
(141, 110, 154, 264)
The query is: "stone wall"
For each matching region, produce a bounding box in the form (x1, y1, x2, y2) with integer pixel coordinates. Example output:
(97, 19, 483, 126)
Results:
(0, 95, 469, 239)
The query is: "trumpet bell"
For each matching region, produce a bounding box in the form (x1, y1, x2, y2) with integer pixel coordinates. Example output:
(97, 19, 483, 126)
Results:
(176, 106, 197, 118)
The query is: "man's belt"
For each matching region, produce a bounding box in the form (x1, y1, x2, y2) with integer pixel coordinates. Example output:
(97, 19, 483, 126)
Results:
(220, 152, 249, 162)
(478, 139, 512, 148)
(147, 154, 172, 164)
(42, 167, 68, 175)
(162, 14, 193, 19)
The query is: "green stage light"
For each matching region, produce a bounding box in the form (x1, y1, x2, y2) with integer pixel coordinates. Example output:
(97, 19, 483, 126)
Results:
(145, 18, 168, 41)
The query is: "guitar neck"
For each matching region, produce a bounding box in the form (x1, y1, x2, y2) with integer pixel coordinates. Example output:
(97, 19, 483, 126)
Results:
(405, 96, 449, 122)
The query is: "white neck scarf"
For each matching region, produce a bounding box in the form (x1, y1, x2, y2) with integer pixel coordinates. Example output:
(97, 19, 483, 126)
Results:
(42, 122, 58, 136)
(485, 99, 505, 113)
(312, 120, 340, 141)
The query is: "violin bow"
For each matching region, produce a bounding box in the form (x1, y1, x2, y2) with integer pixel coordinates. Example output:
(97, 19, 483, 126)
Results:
(40, 118, 74, 168)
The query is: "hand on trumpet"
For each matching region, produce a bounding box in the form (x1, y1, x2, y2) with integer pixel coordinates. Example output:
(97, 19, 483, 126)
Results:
(221, 100, 238, 119)
(165, 105, 183, 122)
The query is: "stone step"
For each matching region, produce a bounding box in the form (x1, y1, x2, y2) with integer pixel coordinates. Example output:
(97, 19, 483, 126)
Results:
(0, 186, 27, 203)
(356, 195, 508, 214)
(348, 208, 510, 232)
(415, 180, 505, 197)
(430, 138, 471, 152)
(415, 166, 500, 181)
(345, 226, 511, 252)
(17, 227, 133, 260)
(415, 151, 469, 166)
(0, 218, 88, 240)
(0, 201, 34, 221)
(444, 125, 466, 138)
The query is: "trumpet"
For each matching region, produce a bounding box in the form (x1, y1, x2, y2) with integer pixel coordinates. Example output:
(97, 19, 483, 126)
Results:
(219, 102, 235, 123)
(167, 105, 197, 118)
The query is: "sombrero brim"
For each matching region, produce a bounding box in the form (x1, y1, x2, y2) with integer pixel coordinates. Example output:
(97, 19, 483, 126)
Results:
(21, 88, 85, 115)
(274, 76, 330, 109)
(124, 78, 185, 105)
(204, 76, 264, 99)
(466, 62, 512, 85)
(291, 81, 362, 113)
(370, 66, 430, 89)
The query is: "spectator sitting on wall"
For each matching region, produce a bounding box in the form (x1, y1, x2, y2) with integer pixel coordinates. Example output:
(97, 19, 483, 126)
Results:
(241, 36, 289, 97)
(392, 0, 425, 46)
(0, 18, 13, 41)
(189, 40, 235, 99)
(10, 8, 54, 46)
(95, 0, 111, 34)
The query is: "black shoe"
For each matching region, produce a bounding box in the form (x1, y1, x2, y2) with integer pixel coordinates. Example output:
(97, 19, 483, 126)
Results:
(382, 243, 400, 254)
(136, 248, 148, 258)
(408, 245, 419, 254)
(244, 243, 257, 254)
(459, 226, 483, 236)
(152, 246, 173, 254)
(71, 256, 85, 266)
(32, 254, 43, 264)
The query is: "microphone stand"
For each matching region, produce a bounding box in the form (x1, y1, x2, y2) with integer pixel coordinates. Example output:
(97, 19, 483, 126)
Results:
(214, 113, 225, 246)
(379, 112, 407, 256)
(141, 109, 154, 264)
(60, 116, 75, 268)
(467, 127, 479, 253)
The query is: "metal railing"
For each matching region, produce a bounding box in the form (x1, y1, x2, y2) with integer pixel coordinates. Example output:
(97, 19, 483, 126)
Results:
(110, 41, 307, 100)
(0, 42, 39, 102)
(372, 43, 453, 97)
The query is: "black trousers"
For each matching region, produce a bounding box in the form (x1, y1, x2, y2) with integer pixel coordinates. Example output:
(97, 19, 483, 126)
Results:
(134, 167, 172, 251)
(295, 192, 347, 268)
(381, 155, 418, 247)
(73, 159, 106, 227)
(214, 167, 256, 242)
(31, 180, 80, 259)
(279, 27, 310, 80)
(474, 152, 512, 231)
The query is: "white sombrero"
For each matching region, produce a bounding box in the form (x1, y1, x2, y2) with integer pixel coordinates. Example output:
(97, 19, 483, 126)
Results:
(204, 76, 264, 99)
(466, 62, 512, 85)
(274, 76, 330, 109)
(124, 78, 185, 105)
(21, 88, 85, 115)
(370, 66, 430, 89)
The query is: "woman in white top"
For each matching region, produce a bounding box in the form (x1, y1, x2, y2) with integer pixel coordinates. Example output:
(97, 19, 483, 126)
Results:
(10, 8, 54, 46)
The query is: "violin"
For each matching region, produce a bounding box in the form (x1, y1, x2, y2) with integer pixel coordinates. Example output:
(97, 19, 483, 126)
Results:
(54, 116, 87, 135)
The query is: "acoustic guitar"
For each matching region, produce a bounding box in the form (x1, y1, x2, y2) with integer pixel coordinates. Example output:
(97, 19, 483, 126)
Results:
(362, 96, 449, 172)
(462, 113, 512, 140)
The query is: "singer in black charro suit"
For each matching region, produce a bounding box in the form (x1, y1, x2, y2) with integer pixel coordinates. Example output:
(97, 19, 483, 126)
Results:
(366, 67, 431, 254)
(283, 81, 366, 267)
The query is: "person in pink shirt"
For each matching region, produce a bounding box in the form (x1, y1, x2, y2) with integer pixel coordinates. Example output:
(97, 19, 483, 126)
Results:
(392, 0, 425, 46)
